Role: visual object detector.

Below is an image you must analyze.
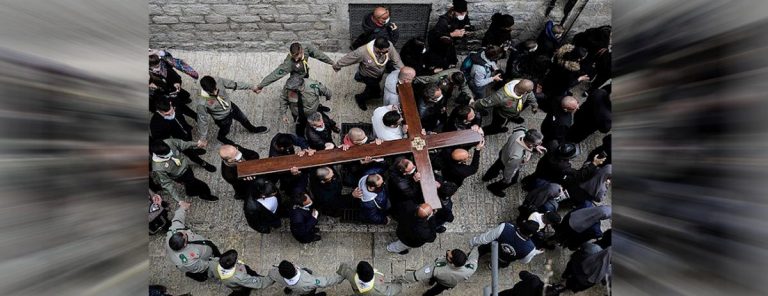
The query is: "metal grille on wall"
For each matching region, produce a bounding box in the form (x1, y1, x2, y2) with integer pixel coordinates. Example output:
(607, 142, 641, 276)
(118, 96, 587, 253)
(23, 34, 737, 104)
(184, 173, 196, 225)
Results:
(348, 4, 432, 51)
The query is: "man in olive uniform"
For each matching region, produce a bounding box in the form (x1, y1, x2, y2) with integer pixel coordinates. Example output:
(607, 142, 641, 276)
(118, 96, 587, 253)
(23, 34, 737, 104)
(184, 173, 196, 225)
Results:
(413, 68, 474, 106)
(151, 139, 219, 202)
(268, 260, 344, 296)
(166, 200, 221, 282)
(282, 75, 338, 136)
(401, 248, 479, 295)
(333, 36, 405, 111)
(473, 79, 538, 135)
(208, 249, 274, 296)
(197, 76, 269, 146)
(337, 261, 403, 296)
(255, 42, 335, 93)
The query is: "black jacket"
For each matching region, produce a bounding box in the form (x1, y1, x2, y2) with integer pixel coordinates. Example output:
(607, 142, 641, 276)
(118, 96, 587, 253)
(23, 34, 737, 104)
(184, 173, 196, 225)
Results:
(221, 145, 260, 200)
(304, 125, 334, 151)
(440, 150, 480, 187)
(427, 12, 470, 70)
(443, 106, 482, 132)
(149, 112, 193, 142)
(289, 207, 318, 243)
(308, 167, 343, 211)
(396, 201, 437, 248)
(499, 271, 544, 296)
(533, 154, 598, 187)
(540, 107, 574, 147)
(387, 168, 424, 207)
(351, 12, 400, 49)
(567, 89, 611, 144)
(243, 197, 281, 234)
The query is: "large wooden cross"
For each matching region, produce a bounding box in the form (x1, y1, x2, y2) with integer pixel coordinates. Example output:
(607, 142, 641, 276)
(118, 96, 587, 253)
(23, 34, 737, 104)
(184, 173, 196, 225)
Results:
(237, 82, 483, 209)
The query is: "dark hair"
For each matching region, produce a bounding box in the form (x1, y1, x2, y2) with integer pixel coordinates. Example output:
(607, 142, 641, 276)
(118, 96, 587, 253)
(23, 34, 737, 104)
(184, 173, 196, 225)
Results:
(374, 37, 389, 49)
(519, 220, 540, 237)
(485, 45, 504, 61)
(149, 54, 161, 67)
(567, 46, 588, 61)
(278, 260, 297, 278)
(168, 232, 186, 251)
(523, 129, 543, 145)
(437, 181, 459, 198)
(382, 110, 401, 127)
(450, 249, 468, 267)
(423, 83, 440, 100)
(219, 250, 238, 269)
(292, 193, 309, 205)
(155, 99, 172, 112)
(150, 140, 171, 156)
(289, 42, 302, 55)
(454, 105, 472, 121)
(491, 13, 514, 29)
(396, 157, 411, 172)
(251, 178, 277, 198)
(544, 211, 562, 225)
(356, 261, 374, 282)
(450, 72, 465, 86)
(365, 174, 381, 188)
(452, 0, 468, 13)
(199, 76, 217, 94)
(275, 134, 295, 149)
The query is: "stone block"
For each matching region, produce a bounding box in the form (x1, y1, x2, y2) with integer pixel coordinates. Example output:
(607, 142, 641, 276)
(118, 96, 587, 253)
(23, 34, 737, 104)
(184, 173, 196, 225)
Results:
(152, 16, 179, 24)
(149, 4, 163, 16)
(313, 4, 330, 14)
(168, 32, 197, 41)
(213, 32, 239, 41)
(312, 21, 329, 30)
(260, 14, 275, 22)
(200, 0, 229, 3)
(205, 15, 228, 24)
(260, 23, 283, 31)
(297, 30, 327, 40)
(161, 4, 183, 16)
(149, 25, 170, 34)
(211, 4, 249, 16)
(229, 16, 261, 23)
(296, 15, 318, 22)
(269, 31, 298, 41)
(195, 32, 215, 42)
(237, 31, 268, 41)
(248, 4, 277, 15)
(231, 0, 260, 3)
(236, 23, 262, 30)
(170, 23, 196, 30)
(179, 16, 206, 24)
(195, 23, 230, 31)
(149, 33, 167, 43)
(282, 23, 312, 31)
(168, 0, 197, 3)
(275, 14, 295, 23)
(275, 4, 311, 15)
(181, 4, 211, 15)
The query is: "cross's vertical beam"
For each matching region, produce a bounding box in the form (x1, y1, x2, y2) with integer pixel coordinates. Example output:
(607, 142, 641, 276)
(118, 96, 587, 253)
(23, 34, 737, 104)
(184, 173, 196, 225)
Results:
(398, 82, 441, 208)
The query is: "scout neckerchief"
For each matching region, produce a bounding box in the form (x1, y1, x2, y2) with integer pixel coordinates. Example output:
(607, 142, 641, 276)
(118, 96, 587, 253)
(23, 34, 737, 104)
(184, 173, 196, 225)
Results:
(503, 80, 524, 112)
(354, 269, 384, 293)
(217, 260, 244, 280)
(153, 152, 181, 166)
(200, 90, 230, 110)
(287, 53, 310, 76)
(365, 40, 389, 67)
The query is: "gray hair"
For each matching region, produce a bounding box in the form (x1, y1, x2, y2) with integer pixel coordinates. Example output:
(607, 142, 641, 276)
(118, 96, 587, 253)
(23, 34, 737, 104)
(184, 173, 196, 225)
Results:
(307, 111, 323, 122)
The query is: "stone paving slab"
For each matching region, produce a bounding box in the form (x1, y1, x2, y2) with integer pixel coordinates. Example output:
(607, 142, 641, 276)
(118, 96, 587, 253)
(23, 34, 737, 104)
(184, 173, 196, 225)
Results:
(149, 50, 609, 296)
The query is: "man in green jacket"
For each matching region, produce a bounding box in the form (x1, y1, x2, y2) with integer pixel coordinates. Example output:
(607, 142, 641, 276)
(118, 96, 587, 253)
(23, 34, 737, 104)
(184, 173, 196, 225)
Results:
(197, 76, 268, 146)
(208, 249, 274, 295)
(473, 79, 537, 135)
(151, 138, 218, 202)
(282, 75, 339, 136)
(337, 261, 402, 295)
(268, 260, 344, 295)
(166, 201, 221, 282)
(255, 42, 335, 93)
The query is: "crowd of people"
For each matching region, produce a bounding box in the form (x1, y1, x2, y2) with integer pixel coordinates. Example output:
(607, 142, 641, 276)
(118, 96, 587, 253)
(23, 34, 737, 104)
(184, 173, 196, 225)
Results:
(148, 1, 612, 295)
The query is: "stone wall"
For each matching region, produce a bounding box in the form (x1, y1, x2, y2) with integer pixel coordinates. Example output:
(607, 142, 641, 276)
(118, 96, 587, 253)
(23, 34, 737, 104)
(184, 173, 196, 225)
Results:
(149, 0, 612, 53)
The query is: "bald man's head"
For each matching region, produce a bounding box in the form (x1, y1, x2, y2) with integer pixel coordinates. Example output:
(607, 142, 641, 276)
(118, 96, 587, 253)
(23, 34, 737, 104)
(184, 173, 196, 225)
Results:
(219, 145, 241, 164)
(372, 6, 390, 24)
(416, 203, 433, 219)
(348, 128, 368, 144)
(451, 148, 470, 164)
(398, 67, 416, 84)
(561, 96, 579, 113)
(514, 79, 535, 95)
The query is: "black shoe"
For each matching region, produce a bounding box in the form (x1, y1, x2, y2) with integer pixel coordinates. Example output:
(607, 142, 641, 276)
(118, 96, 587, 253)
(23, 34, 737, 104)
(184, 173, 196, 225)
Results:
(233, 194, 246, 200)
(203, 163, 217, 173)
(481, 171, 496, 182)
(248, 126, 269, 134)
(511, 117, 525, 124)
(312, 227, 320, 233)
(315, 292, 326, 296)
(312, 235, 322, 242)
(283, 287, 292, 295)
(398, 249, 409, 255)
(190, 148, 206, 155)
(436, 226, 447, 233)
(199, 195, 219, 202)
(330, 125, 341, 134)
(486, 185, 506, 198)
(318, 105, 331, 112)
(354, 94, 368, 111)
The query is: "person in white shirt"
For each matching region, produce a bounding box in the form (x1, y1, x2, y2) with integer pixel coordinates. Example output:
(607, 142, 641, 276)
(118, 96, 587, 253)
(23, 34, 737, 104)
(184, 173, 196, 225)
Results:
(372, 105, 406, 141)
(383, 66, 416, 106)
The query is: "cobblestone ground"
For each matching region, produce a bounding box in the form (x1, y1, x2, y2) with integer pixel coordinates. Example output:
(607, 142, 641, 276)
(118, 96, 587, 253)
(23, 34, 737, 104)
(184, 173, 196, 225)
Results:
(149, 50, 610, 296)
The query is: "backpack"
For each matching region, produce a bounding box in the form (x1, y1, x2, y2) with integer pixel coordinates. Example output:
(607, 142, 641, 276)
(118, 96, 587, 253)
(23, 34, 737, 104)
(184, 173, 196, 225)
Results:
(460, 51, 489, 78)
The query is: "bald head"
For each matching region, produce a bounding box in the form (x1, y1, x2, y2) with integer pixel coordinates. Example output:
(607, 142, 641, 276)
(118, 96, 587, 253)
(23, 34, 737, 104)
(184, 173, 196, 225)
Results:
(451, 148, 470, 163)
(561, 96, 579, 113)
(416, 203, 433, 218)
(398, 67, 416, 84)
(372, 6, 390, 24)
(219, 145, 240, 164)
(348, 128, 367, 144)
(513, 79, 534, 95)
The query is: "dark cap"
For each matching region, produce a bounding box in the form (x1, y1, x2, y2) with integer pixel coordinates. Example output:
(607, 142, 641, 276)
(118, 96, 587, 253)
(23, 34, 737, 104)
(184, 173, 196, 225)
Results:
(278, 260, 296, 279)
(453, 0, 468, 12)
(356, 261, 374, 282)
(555, 143, 580, 159)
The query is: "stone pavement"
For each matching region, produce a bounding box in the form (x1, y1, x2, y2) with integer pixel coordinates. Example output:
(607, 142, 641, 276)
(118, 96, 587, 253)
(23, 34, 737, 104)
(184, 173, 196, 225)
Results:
(149, 50, 610, 296)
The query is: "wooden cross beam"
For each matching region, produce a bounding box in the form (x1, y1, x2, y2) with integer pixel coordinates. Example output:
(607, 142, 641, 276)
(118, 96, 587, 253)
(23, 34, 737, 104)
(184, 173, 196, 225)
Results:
(238, 82, 483, 209)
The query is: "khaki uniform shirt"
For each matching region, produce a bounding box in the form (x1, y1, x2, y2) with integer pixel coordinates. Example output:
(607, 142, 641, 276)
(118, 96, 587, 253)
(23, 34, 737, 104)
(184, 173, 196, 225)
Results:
(473, 80, 537, 119)
(413, 68, 474, 102)
(258, 43, 334, 89)
(267, 266, 344, 295)
(196, 76, 254, 139)
(208, 261, 274, 290)
(281, 78, 332, 118)
(151, 138, 197, 202)
(337, 263, 403, 296)
(499, 130, 532, 183)
(165, 208, 214, 273)
(334, 41, 404, 79)
(409, 248, 479, 288)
